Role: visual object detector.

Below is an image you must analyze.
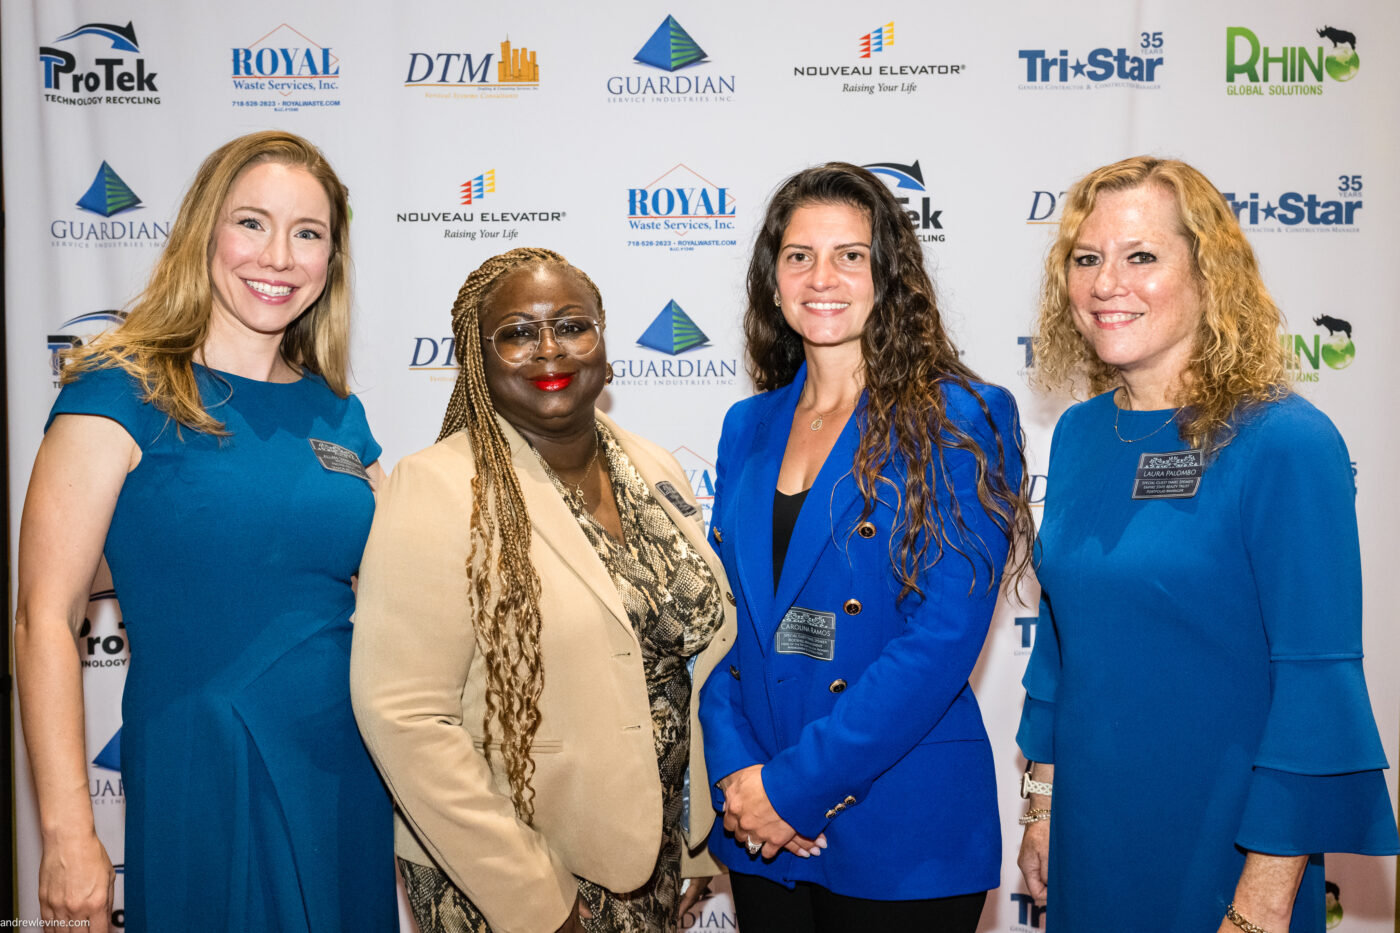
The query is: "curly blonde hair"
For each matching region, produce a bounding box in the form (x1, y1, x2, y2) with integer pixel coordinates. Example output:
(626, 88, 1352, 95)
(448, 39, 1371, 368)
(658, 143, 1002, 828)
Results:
(1033, 156, 1289, 450)
(437, 247, 606, 824)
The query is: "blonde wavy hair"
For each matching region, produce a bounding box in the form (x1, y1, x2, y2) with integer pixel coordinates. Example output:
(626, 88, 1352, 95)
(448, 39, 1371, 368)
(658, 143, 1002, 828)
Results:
(61, 130, 353, 433)
(1033, 156, 1289, 450)
(437, 247, 607, 824)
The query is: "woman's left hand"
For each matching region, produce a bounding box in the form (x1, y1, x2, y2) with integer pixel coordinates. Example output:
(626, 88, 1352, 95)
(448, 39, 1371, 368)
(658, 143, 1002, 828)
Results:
(721, 764, 824, 858)
(677, 876, 712, 919)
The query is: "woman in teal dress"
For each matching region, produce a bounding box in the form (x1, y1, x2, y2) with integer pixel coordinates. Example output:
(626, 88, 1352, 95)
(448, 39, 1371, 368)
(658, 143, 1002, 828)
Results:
(1015, 156, 1397, 932)
(15, 131, 395, 932)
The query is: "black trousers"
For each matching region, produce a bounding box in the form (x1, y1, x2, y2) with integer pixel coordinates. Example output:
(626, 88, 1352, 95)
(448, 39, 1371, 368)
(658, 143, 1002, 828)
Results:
(728, 871, 987, 933)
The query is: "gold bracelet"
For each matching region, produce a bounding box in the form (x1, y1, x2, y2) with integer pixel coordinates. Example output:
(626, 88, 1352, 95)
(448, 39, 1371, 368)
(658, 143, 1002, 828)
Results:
(1018, 808, 1051, 825)
(1225, 904, 1272, 933)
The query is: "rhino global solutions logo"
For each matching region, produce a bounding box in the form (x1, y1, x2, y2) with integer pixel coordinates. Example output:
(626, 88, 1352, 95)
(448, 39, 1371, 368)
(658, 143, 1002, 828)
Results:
(231, 24, 340, 112)
(626, 164, 737, 252)
(606, 16, 735, 103)
(39, 20, 160, 106)
(47, 311, 128, 385)
(864, 161, 944, 243)
(396, 169, 565, 242)
(1222, 175, 1362, 233)
(1226, 25, 1358, 96)
(1018, 30, 1165, 90)
(610, 299, 738, 388)
(404, 36, 540, 101)
(52, 163, 168, 250)
(1282, 314, 1355, 382)
(795, 21, 964, 96)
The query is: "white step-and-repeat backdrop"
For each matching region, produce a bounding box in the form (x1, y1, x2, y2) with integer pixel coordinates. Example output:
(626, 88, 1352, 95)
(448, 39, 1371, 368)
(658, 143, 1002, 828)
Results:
(6, 1, 1397, 929)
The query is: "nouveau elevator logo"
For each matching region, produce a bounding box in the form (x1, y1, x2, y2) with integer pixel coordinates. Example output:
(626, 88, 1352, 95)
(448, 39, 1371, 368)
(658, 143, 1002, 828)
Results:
(39, 20, 160, 106)
(794, 21, 963, 95)
(606, 16, 735, 102)
(231, 24, 341, 111)
(404, 36, 540, 100)
(626, 164, 737, 251)
(860, 23, 894, 58)
(1225, 25, 1359, 96)
(397, 170, 564, 242)
(52, 164, 168, 249)
(864, 161, 944, 242)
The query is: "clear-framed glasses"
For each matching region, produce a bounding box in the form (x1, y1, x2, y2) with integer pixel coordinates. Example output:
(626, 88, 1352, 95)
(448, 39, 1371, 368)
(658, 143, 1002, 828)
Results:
(483, 316, 603, 363)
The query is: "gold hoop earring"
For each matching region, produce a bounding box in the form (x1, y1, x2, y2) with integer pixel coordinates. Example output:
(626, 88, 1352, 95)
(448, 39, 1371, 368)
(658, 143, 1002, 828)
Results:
(773, 292, 782, 307)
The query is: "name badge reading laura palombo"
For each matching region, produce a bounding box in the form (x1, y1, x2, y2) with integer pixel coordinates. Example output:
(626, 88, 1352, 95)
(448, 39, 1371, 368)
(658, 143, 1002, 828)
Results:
(1132, 449, 1204, 500)
(774, 606, 836, 661)
(309, 438, 370, 482)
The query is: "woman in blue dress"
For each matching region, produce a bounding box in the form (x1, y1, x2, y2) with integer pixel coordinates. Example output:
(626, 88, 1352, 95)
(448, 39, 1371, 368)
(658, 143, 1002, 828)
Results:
(1015, 156, 1398, 932)
(15, 131, 395, 932)
(699, 163, 1034, 931)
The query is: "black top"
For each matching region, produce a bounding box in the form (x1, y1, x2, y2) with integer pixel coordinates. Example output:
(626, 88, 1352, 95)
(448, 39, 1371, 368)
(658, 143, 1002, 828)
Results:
(772, 487, 810, 590)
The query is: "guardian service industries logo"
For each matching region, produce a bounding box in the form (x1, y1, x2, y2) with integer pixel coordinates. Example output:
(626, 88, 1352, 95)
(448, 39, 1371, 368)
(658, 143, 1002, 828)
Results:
(1281, 314, 1355, 382)
(39, 20, 160, 106)
(610, 299, 738, 388)
(863, 161, 944, 243)
(1226, 25, 1358, 96)
(48, 311, 128, 385)
(794, 21, 963, 95)
(396, 168, 565, 243)
(1220, 175, 1362, 233)
(52, 164, 168, 249)
(404, 36, 540, 100)
(231, 25, 341, 112)
(626, 164, 737, 251)
(606, 16, 735, 103)
(1017, 30, 1164, 90)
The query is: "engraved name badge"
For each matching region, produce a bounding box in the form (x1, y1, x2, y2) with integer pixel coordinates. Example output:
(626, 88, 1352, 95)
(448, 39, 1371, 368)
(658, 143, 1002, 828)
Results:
(654, 480, 698, 517)
(774, 606, 836, 661)
(1131, 449, 1203, 500)
(309, 438, 370, 482)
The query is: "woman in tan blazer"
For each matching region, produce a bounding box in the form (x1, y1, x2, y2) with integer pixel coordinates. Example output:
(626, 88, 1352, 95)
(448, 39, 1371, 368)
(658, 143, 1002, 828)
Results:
(351, 247, 735, 933)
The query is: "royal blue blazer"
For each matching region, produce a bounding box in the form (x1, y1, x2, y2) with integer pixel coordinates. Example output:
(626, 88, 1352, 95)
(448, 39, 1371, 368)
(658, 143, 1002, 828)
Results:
(699, 365, 1019, 899)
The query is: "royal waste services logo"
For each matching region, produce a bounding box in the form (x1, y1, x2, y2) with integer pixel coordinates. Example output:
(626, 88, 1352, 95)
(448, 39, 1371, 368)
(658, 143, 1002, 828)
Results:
(794, 22, 962, 95)
(47, 311, 128, 384)
(39, 20, 160, 106)
(1282, 315, 1355, 383)
(405, 37, 540, 100)
(638, 301, 711, 354)
(863, 161, 944, 243)
(611, 301, 738, 388)
(1221, 175, 1362, 233)
(626, 164, 737, 251)
(53, 165, 167, 249)
(607, 16, 734, 102)
(1226, 25, 1358, 96)
(671, 446, 717, 536)
(231, 25, 340, 112)
(1018, 30, 1164, 90)
(397, 169, 564, 243)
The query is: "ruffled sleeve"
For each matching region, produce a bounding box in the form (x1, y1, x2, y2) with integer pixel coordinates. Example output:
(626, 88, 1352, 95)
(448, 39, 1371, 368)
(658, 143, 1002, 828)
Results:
(47, 365, 165, 446)
(1234, 399, 1398, 855)
(1015, 589, 1059, 765)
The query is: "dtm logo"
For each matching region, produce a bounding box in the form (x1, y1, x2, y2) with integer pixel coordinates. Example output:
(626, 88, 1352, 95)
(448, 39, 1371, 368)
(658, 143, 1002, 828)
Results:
(39, 20, 160, 105)
(404, 37, 540, 93)
(1018, 31, 1164, 88)
(1226, 25, 1358, 96)
(863, 161, 943, 242)
(1221, 176, 1362, 231)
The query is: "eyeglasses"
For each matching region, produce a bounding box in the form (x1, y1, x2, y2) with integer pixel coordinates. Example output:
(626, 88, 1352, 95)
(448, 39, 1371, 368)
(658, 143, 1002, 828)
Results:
(483, 316, 603, 363)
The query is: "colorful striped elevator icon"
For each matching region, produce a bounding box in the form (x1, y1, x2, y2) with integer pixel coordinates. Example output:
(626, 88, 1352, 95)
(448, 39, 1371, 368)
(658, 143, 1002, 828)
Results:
(460, 170, 496, 205)
(860, 23, 895, 58)
(77, 161, 143, 217)
(634, 15, 708, 71)
(637, 300, 711, 354)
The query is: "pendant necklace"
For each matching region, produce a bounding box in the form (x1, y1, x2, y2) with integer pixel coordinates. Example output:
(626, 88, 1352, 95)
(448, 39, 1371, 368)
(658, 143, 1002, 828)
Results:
(544, 434, 601, 508)
(808, 400, 854, 432)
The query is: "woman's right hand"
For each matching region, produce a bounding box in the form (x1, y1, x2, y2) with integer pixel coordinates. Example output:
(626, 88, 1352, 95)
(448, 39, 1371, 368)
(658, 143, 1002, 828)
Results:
(1016, 820, 1050, 907)
(38, 831, 114, 932)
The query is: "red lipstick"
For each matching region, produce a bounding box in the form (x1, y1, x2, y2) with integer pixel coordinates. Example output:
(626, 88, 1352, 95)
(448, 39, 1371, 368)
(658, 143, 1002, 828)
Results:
(533, 374, 573, 391)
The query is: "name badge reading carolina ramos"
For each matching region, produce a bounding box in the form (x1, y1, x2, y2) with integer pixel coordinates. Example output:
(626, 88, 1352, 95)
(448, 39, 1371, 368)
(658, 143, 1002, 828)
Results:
(1131, 449, 1203, 500)
(775, 606, 836, 661)
(309, 438, 370, 482)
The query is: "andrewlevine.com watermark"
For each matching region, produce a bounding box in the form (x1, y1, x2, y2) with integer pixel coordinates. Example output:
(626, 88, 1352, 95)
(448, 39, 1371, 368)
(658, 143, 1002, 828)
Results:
(1, 921, 92, 928)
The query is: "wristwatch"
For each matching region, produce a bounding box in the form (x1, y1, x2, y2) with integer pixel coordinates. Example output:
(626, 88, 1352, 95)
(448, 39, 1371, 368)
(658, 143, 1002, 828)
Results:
(1020, 762, 1053, 799)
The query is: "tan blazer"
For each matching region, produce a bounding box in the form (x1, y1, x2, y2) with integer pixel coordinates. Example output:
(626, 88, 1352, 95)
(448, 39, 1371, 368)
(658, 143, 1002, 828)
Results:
(350, 411, 735, 933)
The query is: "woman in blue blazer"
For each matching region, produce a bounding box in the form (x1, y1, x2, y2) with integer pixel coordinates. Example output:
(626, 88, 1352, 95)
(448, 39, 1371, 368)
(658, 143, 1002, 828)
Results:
(699, 163, 1034, 931)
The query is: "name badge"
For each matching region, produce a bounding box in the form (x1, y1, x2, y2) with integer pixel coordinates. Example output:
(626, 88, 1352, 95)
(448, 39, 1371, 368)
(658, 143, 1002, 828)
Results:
(654, 480, 698, 517)
(309, 438, 370, 482)
(1132, 449, 1203, 499)
(774, 606, 836, 661)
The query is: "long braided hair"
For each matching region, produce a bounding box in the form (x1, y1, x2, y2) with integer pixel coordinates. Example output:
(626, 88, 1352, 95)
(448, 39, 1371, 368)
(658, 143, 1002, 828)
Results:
(746, 163, 1034, 598)
(437, 247, 606, 823)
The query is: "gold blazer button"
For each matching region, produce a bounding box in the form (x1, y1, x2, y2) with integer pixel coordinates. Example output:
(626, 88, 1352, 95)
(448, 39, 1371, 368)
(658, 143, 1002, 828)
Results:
(712, 526, 723, 543)
(844, 795, 856, 806)
(725, 591, 737, 605)
(825, 808, 837, 819)
(843, 599, 862, 615)
(856, 521, 877, 539)
(729, 665, 741, 680)
(828, 678, 847, 693)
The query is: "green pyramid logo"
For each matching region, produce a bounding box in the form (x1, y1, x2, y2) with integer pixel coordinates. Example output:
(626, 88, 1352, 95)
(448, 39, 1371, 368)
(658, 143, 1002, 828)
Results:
(637, 300, 710, 354)
(77, 161, 142, 217)
(634, 15, 708, 71)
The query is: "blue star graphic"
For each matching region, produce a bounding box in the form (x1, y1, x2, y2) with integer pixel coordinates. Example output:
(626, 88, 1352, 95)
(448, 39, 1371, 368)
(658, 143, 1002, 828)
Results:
(1262, 202, 1278, 220)
(1071, 59, 1087, 77)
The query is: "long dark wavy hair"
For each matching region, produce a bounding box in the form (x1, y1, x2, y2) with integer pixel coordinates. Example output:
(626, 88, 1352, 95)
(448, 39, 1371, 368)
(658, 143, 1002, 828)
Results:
(745, 162, 1033, 597)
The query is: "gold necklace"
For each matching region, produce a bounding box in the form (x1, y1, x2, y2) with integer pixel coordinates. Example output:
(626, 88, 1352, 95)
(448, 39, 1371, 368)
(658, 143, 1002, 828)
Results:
(542, 435, 601, 508)
(807, 400, 855, 432)
(1113, 400, 1182, 444)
